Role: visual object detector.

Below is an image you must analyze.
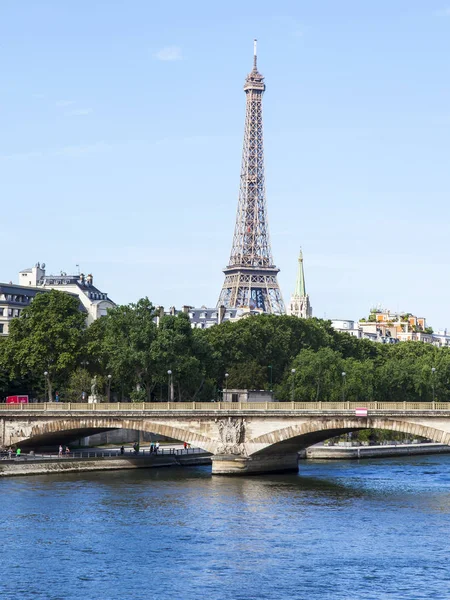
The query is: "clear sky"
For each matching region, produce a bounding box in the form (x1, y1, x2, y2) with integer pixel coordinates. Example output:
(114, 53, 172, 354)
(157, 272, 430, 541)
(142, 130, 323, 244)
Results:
(1, 1, 450, 328)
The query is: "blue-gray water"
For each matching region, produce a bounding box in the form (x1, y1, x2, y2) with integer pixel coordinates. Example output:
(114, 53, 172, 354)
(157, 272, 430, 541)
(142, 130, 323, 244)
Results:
(1, 456, 450, 600)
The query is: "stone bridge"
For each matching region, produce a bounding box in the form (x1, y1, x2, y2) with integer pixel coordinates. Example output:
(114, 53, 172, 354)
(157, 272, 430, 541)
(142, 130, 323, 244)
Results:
(2, 401, 450, 474)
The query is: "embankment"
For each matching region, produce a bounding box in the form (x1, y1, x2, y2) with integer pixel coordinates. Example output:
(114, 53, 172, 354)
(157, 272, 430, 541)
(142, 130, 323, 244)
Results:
(0, 453, 211, 477)
(304, 442, 450, 460)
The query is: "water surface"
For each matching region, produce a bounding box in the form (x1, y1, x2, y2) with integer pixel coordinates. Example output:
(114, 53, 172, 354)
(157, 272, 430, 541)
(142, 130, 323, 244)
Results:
(1, 455, 450, 600)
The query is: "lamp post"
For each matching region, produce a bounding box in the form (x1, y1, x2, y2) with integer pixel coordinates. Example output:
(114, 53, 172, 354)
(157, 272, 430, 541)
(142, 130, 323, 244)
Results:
(341, 371, 346, 403)
(107, 374, 112, 403)
(268, 365, 273, 391)
(432, 367, 436, 403)
(167, 370, 173, 402)
(291, 368, 296, 402)
(224, 372, 229, 401)
(44, 371, 48, 403)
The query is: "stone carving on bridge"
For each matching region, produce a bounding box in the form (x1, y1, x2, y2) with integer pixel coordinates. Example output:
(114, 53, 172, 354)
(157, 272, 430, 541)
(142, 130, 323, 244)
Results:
(216, 418, 246, 456)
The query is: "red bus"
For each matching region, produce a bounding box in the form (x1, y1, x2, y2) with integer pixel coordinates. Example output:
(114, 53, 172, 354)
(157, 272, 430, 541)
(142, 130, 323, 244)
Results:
(6, 395, 29, 404)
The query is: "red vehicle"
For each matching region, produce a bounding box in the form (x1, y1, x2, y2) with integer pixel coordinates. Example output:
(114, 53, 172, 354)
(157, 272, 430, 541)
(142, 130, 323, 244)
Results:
(6, 395, 29, 404)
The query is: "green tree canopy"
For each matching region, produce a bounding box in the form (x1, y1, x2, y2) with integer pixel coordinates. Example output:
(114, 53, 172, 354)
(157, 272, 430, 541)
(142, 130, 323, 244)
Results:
(3, 290, 85, 400)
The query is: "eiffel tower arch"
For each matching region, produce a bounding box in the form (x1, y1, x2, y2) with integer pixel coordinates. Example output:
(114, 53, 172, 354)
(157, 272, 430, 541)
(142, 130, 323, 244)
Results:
(217, 41, 285, 315)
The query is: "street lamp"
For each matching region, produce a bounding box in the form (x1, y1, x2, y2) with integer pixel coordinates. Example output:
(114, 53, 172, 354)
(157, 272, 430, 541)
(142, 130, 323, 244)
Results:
(44, 371, 48, 403)
(268, 365, 273, 391)
(291, 368, 296, 402)
(432, 367, 436, 403)
(107, 374, 112, 403)
(224, 372, 229, 401)
(167, 370, 173, 402)
(341, 372, 346, 403)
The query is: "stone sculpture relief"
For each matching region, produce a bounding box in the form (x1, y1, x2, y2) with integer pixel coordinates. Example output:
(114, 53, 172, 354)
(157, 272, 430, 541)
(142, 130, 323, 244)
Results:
(216, 417, 246, 455)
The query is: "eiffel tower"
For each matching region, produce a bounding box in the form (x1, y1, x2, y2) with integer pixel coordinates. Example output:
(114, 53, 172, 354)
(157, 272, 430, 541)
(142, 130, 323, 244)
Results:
(217, 40, 285, 314)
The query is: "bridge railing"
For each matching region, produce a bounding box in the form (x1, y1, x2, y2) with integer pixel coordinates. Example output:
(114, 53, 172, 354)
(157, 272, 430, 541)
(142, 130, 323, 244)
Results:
(1, 401, 450, 411)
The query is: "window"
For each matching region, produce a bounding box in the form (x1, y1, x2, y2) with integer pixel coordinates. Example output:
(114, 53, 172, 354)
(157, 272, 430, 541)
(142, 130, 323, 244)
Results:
(0, 324, 3, 334)
(0, 308, 3, 316)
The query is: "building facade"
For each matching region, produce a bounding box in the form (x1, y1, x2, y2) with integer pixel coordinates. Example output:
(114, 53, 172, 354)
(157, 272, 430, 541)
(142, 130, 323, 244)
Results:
(156, 305, 264, 329)
(19, 263, 115, 325)
(0, 263, 115, 335)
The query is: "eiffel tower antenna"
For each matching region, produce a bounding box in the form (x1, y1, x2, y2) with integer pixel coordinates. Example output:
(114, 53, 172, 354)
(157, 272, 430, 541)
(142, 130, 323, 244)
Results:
(217, 40, 285, 314)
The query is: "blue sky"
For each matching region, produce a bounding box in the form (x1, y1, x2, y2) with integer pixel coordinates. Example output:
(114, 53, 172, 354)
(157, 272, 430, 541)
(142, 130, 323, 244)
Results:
(1, 1, 450, 327)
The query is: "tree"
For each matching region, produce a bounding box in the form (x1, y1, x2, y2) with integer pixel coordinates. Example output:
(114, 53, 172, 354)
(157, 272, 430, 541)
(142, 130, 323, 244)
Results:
(277, 347, 344, 401)
(150, 313, 216, 401)
(3, 290, 85, 400)
(95, 298, 158, 401)
(205, 314, 334, 390)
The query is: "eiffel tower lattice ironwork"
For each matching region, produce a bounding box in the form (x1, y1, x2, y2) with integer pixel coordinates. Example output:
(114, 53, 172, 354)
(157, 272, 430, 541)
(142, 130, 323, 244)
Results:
(217, 40, 285, 315)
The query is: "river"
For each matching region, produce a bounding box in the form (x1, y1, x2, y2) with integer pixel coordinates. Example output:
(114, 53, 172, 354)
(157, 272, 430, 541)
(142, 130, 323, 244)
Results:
(1, 455, 450, 600)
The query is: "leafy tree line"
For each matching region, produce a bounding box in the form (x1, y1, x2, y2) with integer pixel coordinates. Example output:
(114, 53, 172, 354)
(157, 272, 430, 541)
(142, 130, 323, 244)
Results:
(0, 290, 449, 403)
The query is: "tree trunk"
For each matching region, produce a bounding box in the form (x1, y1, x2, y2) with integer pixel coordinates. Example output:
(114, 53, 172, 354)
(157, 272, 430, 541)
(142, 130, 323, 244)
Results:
(47, 378, 53, 402)
(192, 377, 205, 401)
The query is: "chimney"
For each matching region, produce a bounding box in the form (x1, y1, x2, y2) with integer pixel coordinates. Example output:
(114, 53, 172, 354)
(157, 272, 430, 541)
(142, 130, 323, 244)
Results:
(218, 305, 226, 324)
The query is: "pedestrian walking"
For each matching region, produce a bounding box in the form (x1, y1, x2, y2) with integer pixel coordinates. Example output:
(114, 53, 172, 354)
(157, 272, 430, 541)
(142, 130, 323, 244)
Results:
(120, 445, 124, 455)
(155, 442, 160, 454)
(150, 442, 154, 454)
(183, 442, 187, 450)
(16, 447, 21, 457)
(58, 445, 63, 457)
(7, 447, 12, 459)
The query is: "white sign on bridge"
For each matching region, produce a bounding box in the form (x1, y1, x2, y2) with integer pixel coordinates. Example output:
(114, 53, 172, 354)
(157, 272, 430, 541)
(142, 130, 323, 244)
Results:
(355, 407, 368, 417)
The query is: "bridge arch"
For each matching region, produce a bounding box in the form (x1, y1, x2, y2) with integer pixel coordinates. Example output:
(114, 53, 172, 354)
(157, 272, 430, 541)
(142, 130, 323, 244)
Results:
(18, 417, 215, 452)
(246, 417, 450, 457)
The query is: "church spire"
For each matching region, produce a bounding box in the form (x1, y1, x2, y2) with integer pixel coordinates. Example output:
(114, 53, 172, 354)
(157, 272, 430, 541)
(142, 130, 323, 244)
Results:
(294, 249, 306, 297)
(287, 248, 312, 319)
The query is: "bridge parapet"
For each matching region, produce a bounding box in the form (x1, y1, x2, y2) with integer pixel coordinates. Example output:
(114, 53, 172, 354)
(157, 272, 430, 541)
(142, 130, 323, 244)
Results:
(0, 401, 450, 413)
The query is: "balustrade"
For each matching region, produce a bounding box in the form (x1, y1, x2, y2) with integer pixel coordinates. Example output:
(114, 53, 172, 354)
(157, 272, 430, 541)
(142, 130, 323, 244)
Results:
(1, 401, 450, 412)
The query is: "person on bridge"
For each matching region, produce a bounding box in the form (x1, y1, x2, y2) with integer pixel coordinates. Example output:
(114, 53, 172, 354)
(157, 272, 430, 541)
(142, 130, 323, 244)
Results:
(120, 446, 124, 455)
(15, 447, 21, 458)
(155, 442, 160, 454)
(58, 445, 63, 457)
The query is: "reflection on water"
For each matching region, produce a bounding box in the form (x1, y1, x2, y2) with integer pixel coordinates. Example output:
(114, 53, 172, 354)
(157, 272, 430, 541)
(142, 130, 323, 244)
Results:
(1, 455, 450, 600)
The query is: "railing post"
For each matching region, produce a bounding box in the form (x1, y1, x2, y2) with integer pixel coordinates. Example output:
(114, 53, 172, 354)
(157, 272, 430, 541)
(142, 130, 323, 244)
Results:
(346, 401, 350, 410)
(403, 401, 406, 411)
(265, 402, 269, 410)
(192, 402, 196, 410)
(432, 401, 436, 410)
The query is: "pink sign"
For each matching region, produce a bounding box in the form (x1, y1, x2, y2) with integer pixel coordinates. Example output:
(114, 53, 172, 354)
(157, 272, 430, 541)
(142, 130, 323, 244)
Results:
(355, 407, 368, 417)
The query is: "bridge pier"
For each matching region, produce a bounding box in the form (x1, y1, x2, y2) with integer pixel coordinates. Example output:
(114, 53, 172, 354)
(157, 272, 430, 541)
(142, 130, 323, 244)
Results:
(211, 453, 299, 475)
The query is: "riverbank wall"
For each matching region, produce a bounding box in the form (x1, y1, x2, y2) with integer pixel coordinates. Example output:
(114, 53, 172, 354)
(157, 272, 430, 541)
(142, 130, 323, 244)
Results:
(0, 453, 212, 477)
(304, 442, 450, 460)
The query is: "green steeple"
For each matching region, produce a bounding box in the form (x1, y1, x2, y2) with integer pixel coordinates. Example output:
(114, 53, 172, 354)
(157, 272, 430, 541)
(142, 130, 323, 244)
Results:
(294, 249, 306, 297)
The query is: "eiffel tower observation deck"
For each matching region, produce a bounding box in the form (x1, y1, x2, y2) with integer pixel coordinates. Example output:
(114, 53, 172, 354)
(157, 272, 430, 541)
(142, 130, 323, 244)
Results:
(217, 41, 285, 315)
